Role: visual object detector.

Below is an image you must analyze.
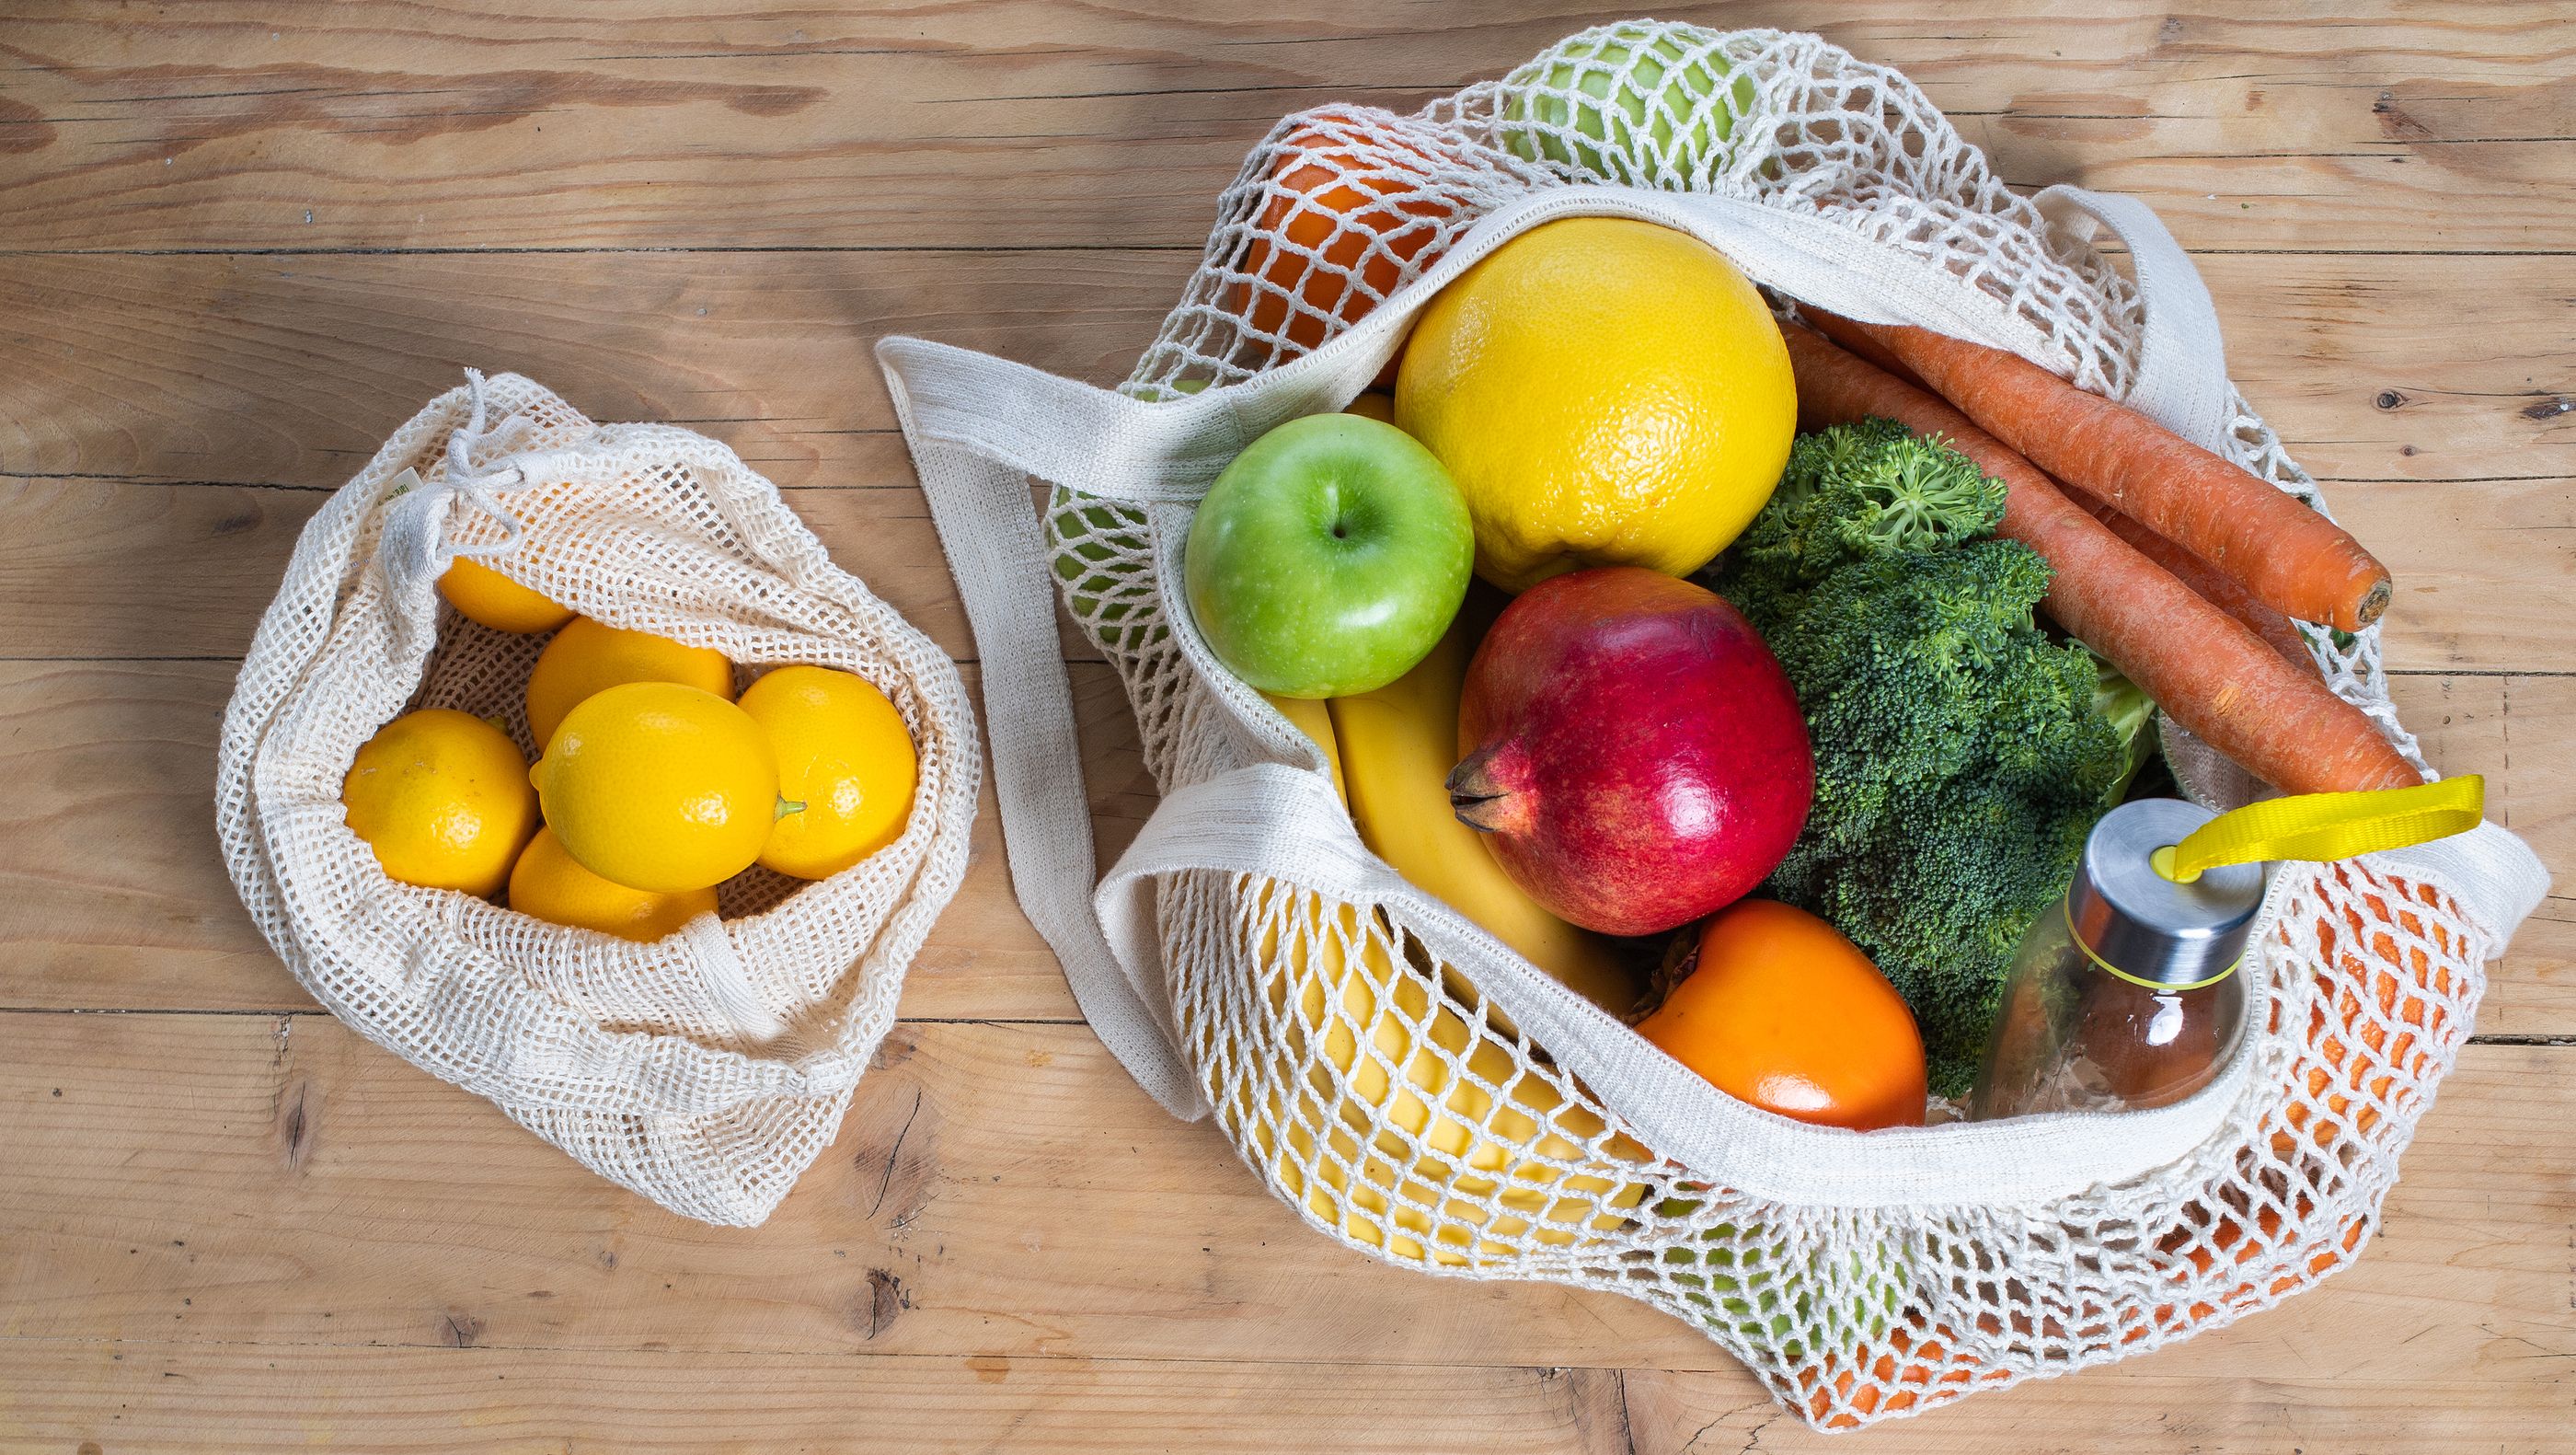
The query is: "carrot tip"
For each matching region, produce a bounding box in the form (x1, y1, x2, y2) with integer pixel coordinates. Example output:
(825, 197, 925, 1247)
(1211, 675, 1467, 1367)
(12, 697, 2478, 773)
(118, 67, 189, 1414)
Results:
(2352, 579, 2392, 630)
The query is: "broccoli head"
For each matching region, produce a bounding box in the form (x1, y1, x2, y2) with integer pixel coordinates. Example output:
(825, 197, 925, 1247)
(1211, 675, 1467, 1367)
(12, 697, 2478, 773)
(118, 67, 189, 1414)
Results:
(1705, 421, 2129, 1097)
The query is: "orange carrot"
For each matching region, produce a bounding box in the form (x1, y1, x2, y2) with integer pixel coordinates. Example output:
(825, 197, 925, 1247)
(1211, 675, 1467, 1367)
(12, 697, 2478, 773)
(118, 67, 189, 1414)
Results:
(2061, 483, 2317, 674)
(1856, 320, 2392, 633)
(1781, 327, 2420, 794)
(1801, 308, 1926, 391)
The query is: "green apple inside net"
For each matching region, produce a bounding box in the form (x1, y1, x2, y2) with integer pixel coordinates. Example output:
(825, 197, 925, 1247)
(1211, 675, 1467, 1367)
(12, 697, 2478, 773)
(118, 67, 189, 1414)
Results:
(1651, 1199, 1914, 1361)
(1501, 29, 1760, 185)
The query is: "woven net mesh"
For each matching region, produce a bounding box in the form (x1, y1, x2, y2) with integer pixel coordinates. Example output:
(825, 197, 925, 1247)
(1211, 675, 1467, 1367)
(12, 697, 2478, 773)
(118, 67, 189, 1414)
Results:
(217, 373, 981, 1227)
(1033, 22, 2488, 1428)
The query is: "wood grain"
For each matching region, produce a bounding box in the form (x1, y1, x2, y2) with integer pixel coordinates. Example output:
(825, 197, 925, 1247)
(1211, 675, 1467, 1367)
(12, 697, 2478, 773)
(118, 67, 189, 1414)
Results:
(0, 1345, 1630, 1455)
(2, 1011, 2569, 1391)
(1, 4, 2567, 255)
(2, 252, 2569, 676)
(9, 465, 2562, 677)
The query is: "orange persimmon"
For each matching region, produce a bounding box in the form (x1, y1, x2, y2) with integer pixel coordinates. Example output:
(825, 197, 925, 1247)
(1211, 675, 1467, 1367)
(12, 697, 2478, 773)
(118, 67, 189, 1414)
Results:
(1638, 899, 1928, 1132)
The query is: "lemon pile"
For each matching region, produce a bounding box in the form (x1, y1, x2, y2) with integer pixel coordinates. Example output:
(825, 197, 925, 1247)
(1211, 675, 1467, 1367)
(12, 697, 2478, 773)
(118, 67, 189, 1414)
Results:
(338, 566, 919, 941)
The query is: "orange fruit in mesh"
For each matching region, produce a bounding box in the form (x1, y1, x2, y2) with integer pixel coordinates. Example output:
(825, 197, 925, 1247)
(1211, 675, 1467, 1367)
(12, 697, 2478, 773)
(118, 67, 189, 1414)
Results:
(341, 709, 538, 898)
(508, 826, 716, 941)
(524, 616, 735, 749)
(1233, 112, 1454, 355)
(740, 665, 919, 881)
(438, 556, 572, 634)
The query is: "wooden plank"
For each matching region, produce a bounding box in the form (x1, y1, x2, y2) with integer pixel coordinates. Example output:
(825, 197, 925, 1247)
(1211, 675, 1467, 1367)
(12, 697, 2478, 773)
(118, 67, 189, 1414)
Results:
(2, 1338, 2570, 1455)
(1, 4, 2567, 255)
(1614, 1357, 2576, 1453)
(2397, 674, 2576, 1040)
(0, 250, 1184, 490)
(1, 1010, 2569, 1395)
(2331, 476, 2576, 681)
(1, 657, 2567, 1031)
(0, 657, 1152, 1023)
(0, 1345, 1620, 1455)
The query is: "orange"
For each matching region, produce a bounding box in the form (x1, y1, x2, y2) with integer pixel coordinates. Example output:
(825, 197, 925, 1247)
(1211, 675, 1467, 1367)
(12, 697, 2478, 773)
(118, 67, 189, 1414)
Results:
(738, 665, 920, 880)
(1396, 217, 1796, 591)
(529, 682, 779, 895)
(437, 556, 573, 634)
(508, 826, 716, 941)
(1342, 391, 1397, 423)
(1234, 111, 1453, 356)
(341, 709, 538, 898)
(524, 616, 734, 749)
(1636, 899, 1926, 1132)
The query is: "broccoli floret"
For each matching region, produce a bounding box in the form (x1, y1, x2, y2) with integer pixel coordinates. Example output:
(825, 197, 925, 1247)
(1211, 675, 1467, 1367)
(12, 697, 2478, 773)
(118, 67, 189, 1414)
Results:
(1705, 422, 2129, 1096)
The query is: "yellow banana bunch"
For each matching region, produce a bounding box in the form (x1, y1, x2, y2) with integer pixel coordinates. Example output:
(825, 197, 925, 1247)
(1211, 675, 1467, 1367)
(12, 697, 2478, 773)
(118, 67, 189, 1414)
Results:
(1316, 625, 1639, 1017)
(1243, 688, 1650, 1268)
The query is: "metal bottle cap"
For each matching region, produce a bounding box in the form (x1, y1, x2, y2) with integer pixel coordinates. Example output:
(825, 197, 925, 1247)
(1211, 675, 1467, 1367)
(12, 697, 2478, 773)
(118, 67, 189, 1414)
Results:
(2067, 799, 2267, 989)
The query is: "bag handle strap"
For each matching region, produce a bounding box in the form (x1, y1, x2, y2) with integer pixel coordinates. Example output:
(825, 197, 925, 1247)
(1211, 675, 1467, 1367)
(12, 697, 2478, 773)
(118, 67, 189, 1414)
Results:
(878, 348, 1213, 1118)
(2033, 184, 2237, 450)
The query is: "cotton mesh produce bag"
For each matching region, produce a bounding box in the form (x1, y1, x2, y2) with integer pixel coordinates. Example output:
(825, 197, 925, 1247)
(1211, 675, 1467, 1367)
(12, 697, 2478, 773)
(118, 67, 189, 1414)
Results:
(217, 371, 980, 1227)
(878, 22, 2551, 1427)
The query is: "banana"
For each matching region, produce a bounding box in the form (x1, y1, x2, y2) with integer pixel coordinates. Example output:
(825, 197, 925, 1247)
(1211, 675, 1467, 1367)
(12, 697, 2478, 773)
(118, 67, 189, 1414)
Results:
(1259, 690, 1346, 806)
(1240, 639, 1649, 1266)
(1222, 882, 1649, 1268)
(1324, 622, 1639, 1017)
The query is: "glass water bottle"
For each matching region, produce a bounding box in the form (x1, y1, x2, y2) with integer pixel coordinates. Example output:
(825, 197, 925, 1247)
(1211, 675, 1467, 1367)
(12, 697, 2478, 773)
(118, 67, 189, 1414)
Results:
(1972, 799, 2267, 1120)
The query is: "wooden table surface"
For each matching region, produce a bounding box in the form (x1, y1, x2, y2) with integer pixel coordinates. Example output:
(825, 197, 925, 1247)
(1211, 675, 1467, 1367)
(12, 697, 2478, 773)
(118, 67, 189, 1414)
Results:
(4, 4, 2570, 1450)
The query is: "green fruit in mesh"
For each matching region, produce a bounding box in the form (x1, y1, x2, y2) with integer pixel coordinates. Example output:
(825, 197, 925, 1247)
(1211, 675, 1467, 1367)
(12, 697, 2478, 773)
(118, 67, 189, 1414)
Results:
(1501, 28, 1758, 185)
(1651, 1200, 1912, 1360)
(1051, 376, 1210, 652)
(1051, 494, 1159, 653)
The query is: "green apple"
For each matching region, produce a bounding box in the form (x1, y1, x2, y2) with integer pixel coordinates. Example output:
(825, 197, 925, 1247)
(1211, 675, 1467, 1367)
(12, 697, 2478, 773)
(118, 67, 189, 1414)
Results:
(1184, 412, 1472, 699)
(1500, 26, 1759, 185)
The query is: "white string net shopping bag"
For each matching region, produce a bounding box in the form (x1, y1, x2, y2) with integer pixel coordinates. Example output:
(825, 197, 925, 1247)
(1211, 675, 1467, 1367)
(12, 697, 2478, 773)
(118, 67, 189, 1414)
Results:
(879, 22, 2550, 1428)
(217, 372, 980, 1227)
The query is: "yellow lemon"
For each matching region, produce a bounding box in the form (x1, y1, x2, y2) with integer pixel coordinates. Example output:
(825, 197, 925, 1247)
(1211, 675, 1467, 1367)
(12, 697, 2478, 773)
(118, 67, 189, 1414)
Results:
(342, 709, 538, 897)
(531, 682, 780, 894)
(437, 555, 574, 634)
(525, 616, 734, 749)
(508, 826, 717, 941)
(1395, 216, 1795, 592)
(740, 665, 920, 880)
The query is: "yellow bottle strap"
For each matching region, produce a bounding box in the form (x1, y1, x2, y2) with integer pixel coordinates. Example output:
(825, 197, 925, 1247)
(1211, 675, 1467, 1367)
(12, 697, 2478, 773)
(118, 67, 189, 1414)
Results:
(2152, 775, 2484, 883)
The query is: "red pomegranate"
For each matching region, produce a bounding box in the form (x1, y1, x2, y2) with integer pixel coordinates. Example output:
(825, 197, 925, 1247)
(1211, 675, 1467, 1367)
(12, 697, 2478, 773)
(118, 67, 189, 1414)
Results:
(1448, 566, 1812, 937)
